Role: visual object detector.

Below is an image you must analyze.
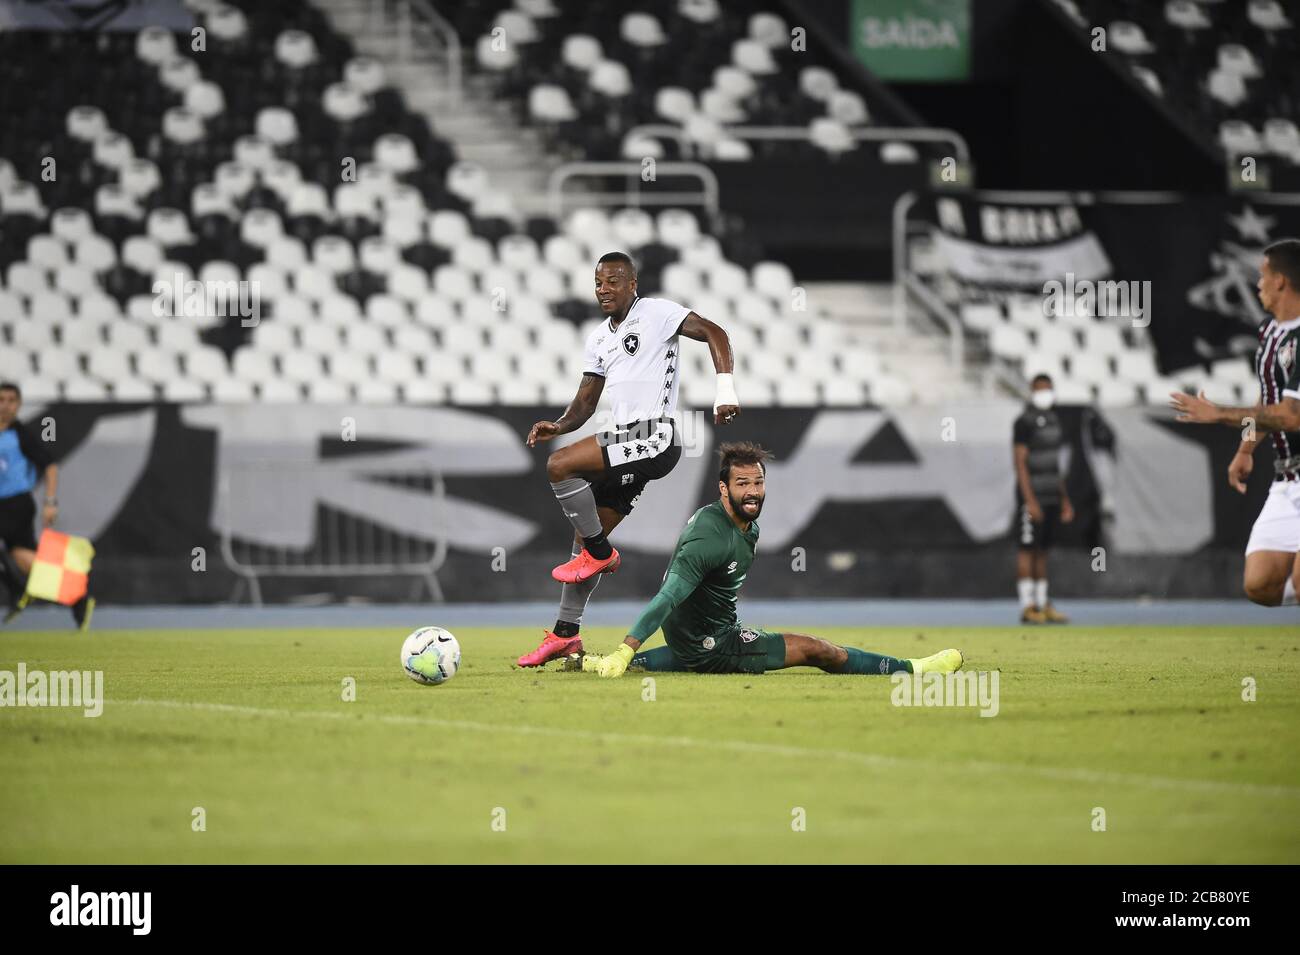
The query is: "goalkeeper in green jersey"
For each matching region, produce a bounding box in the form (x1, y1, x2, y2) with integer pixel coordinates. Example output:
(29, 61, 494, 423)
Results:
(566, 441, 964, 679)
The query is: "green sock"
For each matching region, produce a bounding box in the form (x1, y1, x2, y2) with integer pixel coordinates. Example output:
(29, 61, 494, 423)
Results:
(837, 647, 912, 675)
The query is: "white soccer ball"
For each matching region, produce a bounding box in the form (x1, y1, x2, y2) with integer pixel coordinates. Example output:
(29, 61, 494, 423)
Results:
(400, 627, 461, 686)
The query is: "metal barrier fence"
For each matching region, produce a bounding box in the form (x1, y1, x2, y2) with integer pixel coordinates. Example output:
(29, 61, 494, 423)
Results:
(625, 123, 970, 162)
(547, 160, 721, 223)
(218, 462, 448, 605)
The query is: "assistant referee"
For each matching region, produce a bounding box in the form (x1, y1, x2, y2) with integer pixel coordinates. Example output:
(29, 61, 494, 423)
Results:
(0, 382, 92, 628)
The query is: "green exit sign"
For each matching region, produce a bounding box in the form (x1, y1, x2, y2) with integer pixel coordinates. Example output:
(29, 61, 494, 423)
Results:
(851, 0, 971, 82)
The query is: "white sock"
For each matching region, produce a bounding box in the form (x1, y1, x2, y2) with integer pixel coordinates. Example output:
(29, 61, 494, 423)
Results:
(1035, 579, 1048, 608)
(1284, 577, 1297, 607)
(1018, 578, 1035, 608)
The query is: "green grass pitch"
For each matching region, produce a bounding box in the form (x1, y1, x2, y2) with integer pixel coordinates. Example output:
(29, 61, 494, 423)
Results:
(2, 625, 1299, 863)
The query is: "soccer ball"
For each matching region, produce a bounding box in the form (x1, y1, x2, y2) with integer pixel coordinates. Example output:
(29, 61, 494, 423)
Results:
(400, 627, 461, 686)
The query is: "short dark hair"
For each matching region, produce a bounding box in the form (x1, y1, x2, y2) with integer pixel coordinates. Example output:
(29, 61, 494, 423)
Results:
(0, 382, 20, 400)
(596, 251, 637, 276)
(718, 441, 771, 482)
(1264, 239, 1300, 290)
(1030, 373, 1053, 388)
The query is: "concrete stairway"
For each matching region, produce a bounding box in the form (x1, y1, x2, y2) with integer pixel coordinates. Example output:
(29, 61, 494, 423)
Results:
(807, 282, 984, 400)
(310, 0, 561, 219)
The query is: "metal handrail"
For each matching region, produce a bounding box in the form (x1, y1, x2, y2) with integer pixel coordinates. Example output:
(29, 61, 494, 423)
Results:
(626, 123, 969, 162)
(904, 273, 966, 371)
(892, 190, 966, 374)
(389, 0, 463, 94)
(547, 161, 721, 222)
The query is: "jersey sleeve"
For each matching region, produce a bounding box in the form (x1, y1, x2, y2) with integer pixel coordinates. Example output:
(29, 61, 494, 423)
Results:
(1012, 415, 1031, 445)
(627, 526, 724, 641)
(648, 298, 691, 343)
(582, 331, 605, 377)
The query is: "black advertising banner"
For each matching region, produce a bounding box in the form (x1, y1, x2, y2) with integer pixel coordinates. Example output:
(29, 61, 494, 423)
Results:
(921, 192, 1300, 373)
(13, 401, 1272, 603)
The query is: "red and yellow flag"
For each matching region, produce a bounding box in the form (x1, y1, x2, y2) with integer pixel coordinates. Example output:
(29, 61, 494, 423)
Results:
(25, 530, 95, 606)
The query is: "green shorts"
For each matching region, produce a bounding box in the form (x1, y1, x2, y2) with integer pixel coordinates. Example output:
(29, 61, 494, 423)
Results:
(689, 626, 787, 674)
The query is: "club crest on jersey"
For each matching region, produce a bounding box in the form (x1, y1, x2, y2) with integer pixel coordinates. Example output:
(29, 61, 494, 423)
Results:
(1281, 339, 1297, 374)
(622, 333, 640, 356)
(739, 628, 759, 643)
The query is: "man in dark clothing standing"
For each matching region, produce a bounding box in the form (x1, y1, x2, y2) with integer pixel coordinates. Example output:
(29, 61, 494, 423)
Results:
(1013, 374, 1074, 624)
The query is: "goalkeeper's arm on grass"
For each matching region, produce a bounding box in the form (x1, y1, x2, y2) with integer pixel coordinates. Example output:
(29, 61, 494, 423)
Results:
(591, 571, 697, 678)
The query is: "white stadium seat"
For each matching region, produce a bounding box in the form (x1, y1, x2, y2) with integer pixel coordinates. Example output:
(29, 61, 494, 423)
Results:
(774, 379, 820, 406)
(258, 379, 303, 402)
(9, 321, 58, 350)
(280, 352, 324, 383)
(211, 378, 256, 401)
(63, 379, 112, 400)
(162, 378, 208, 402)
(344, 323, 388, 354)
(448, 379, 495, 404)
(305, 379, 352, 403)
(356, 382, 400, 402)
(821, 379, 866, 406)
(232, 348, 276, 382)
(185, 347, 229, 384)
(1115, 350, 1160, 383)
(1034, 325, 1078, 357)
(1068, 352, 1112, 385)
(962, 303, 1002, 332)
(39, 351, 82, 378)
(990, 324, 1031, 358)
(112, 378, 158, 401)
(330, 352, 373, 384)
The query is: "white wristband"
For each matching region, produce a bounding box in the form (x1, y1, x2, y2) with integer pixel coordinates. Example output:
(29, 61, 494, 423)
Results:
(713, 373, 739, 412)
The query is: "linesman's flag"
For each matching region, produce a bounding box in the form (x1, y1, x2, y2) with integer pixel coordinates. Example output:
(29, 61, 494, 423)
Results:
(26, 530, 95, 605)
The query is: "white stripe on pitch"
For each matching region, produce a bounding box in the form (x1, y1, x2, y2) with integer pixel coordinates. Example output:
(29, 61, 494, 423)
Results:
(117, 698, 1300, 800)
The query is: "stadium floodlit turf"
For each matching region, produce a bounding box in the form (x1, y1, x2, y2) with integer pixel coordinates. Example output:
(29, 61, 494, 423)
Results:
(2, 625, 1298, 864)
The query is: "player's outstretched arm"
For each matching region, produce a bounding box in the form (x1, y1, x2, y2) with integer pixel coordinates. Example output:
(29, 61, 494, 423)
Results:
(592, 572, 698, 678)
(680, 312, 739, 425)
(526, 373, 604, 447)
(1170, 390, 1300, 434)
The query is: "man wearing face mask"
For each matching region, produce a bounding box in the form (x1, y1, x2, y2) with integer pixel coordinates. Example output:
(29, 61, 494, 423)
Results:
(1013, 374, 1074, 624)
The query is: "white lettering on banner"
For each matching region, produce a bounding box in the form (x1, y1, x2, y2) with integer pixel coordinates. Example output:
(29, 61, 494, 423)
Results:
(748, 406, 1024, 550)
(181, 406, 539, 552)
(932, 230, 1112, 286)
(861, 17, 960, 51)
(978, 205, 1083, 244)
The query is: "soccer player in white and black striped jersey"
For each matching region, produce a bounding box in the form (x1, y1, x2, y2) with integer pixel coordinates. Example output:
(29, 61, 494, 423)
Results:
(1172, 238, 1300, 607)
(517, 252, 741, 667)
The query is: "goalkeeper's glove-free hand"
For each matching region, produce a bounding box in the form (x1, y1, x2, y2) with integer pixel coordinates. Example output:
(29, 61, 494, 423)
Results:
(598, 643, 635, 679)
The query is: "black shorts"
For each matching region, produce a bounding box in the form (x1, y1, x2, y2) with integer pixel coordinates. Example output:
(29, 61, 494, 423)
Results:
(590, 417, 682, 515)
(1017, 502, 1059, 550)
(0, 492, 37, 551)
